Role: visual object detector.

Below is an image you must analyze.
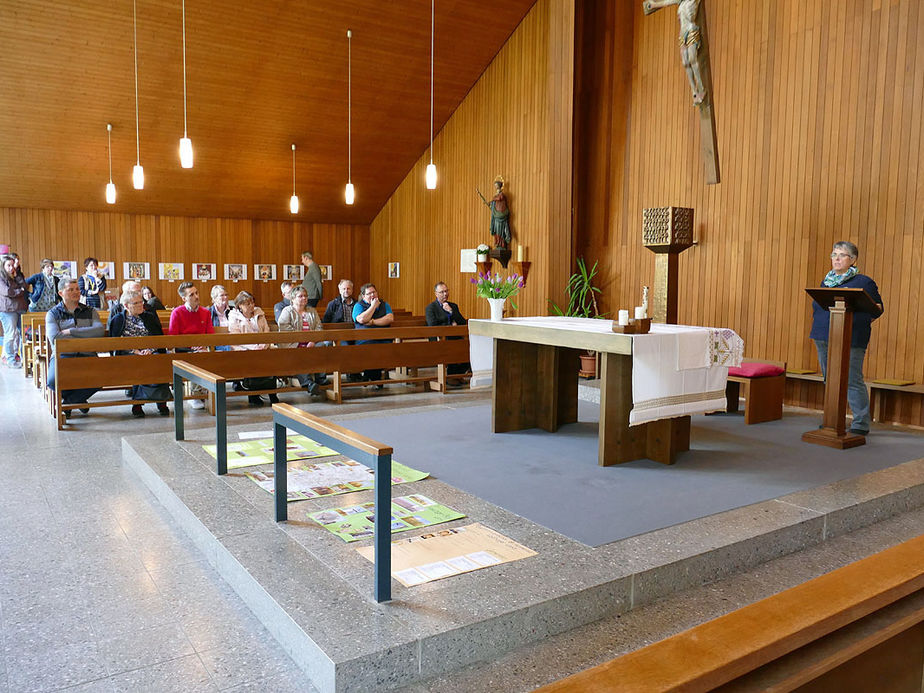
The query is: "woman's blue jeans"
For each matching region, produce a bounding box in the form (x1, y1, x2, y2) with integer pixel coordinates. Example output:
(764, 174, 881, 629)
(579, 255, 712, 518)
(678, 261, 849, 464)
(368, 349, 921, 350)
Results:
(0, 311, 21, 361)
(812, 339, 870, 433)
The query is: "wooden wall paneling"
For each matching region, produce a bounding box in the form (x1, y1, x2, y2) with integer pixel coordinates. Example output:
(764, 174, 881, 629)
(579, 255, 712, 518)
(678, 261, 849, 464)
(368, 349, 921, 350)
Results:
(0, 207, 369, 313)
(368, 0, 573, 321)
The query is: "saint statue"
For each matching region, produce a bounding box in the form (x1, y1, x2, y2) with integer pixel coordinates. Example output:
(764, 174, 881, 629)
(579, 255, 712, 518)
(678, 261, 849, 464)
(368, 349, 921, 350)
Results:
(476, 176, 512, 249)
(643, 0, 707, 105)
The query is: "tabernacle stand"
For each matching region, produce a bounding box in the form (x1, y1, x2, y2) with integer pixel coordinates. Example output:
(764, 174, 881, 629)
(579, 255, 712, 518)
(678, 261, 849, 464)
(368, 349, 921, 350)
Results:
(801, 287, 879, 450)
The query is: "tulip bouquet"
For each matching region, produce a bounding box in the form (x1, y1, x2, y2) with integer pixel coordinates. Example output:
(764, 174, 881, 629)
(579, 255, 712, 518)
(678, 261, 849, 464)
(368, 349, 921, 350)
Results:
(471, 272, 525, 309)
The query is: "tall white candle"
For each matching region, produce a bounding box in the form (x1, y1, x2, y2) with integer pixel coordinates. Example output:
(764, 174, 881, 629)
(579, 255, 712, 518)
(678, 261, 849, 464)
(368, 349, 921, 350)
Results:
(517, 245, 525, 262)
(635, 306, 645, 320)
(618, 309, 630, 326)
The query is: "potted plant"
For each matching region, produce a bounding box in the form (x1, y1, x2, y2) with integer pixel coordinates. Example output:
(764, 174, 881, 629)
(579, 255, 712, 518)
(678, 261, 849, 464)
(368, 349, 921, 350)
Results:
(548, 258, 604, 377)
(475, 243, 490, 263)
(471, 271, 524, 321)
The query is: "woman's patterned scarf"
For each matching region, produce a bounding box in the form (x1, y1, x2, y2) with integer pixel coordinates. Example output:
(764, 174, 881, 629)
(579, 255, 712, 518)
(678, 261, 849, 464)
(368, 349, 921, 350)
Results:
(823, 265, 858, 287)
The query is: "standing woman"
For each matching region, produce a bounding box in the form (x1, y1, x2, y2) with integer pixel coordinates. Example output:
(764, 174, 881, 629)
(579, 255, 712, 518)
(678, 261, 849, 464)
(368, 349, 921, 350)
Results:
(228, 291, 279, 406)
(809, 241, 883, 436)
(78, 257, 107, 308)
(0, 255, 28, 367)
(26, 259, 61, 312)
(277, 286, 327, 396)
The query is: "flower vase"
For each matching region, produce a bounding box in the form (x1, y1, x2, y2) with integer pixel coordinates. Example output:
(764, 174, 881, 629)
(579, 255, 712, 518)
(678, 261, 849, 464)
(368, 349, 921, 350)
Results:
(476, 253, 488, 263)
(488, 297, 506, 321)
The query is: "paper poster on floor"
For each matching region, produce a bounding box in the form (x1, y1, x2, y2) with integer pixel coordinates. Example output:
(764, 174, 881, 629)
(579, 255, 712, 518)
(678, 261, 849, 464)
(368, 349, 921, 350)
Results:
(308, 495, 465, 542)
(202, 434, 339, 469)
(356, 523, 537, 587)
(245, 459, 428, 502)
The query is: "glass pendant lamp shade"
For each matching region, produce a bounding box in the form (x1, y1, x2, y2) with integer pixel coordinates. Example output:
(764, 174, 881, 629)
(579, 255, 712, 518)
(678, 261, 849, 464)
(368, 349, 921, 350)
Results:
(132, 164, 144, 190)
(425, 163, 437, 189)
(344, 183, 355, 205)
(289, 194, 299, 214)
(105, 123, 116, 204)
(179, 137, 193, 168)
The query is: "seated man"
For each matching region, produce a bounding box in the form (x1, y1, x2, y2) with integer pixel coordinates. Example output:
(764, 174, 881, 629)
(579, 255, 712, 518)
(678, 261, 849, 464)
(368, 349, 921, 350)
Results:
(168, 281, 214, 409)
(352, 283, 393, 388)
(424, 281, 471, 376)
(323, 278, 358, 381)
(273, 280, 294, 323)
(46, 276, 105, 417)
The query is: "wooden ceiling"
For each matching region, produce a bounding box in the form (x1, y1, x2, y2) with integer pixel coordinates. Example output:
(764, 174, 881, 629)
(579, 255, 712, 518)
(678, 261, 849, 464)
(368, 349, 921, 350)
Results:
(0, 0, 536, 223)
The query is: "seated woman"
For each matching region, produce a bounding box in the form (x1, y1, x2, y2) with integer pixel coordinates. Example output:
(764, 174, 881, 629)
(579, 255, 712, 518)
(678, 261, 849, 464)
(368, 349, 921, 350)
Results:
(109, 290, 171, 417)
(227, 290, 279, 407)
(277, 286, 327, 396)
(142, 286, 166, 311)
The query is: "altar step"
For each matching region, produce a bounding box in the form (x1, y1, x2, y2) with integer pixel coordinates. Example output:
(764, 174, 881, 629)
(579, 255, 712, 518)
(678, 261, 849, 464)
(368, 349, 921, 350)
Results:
(122, 427, 924, 693)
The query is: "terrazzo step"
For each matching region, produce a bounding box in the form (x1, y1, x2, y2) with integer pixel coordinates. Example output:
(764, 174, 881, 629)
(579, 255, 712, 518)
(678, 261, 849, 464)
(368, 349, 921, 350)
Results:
(121, 426, 924, 693)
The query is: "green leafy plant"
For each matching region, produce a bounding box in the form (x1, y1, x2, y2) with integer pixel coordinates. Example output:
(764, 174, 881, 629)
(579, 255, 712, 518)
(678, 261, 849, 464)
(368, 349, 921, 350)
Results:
(548, 258, 604, 318)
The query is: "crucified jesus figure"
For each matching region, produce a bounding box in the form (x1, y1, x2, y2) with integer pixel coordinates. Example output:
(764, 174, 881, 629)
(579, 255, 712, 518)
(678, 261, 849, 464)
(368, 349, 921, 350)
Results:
(643, 0, 707, 105)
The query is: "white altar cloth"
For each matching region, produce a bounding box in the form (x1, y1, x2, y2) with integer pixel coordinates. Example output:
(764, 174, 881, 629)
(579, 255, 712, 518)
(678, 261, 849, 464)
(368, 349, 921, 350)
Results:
(467, 317, 744, 426)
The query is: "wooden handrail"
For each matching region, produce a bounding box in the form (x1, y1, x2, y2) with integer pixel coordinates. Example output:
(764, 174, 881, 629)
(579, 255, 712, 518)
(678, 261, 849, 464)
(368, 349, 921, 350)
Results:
(538, 534, 924, 692)
(271, 403, 393, 457)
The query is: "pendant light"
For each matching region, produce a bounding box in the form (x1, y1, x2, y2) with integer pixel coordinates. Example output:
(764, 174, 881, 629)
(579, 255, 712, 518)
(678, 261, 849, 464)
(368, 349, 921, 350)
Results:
(105, 123, 116, 204)
(131, 0, 144, 189)
(425, 0, 437, 189)
(289, 143, 299, 214)
(344, 29, 355, 205)
(178, 0, 193, 168)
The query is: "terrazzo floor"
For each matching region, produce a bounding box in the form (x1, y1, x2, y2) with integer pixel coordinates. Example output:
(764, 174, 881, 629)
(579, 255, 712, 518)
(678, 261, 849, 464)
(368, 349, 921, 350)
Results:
(1, 366, 922, 692)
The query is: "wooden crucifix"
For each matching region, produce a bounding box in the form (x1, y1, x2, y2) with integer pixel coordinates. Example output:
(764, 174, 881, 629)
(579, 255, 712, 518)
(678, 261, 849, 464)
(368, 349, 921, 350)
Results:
(643, 0, 720, 184)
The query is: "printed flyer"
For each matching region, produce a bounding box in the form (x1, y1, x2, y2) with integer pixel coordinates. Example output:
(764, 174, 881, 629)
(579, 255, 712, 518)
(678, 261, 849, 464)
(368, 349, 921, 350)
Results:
(245, 459, 428, 502)
(356, 523, 537, 587)
(308, 495, 465, 543)
(203, 434, 339, 469)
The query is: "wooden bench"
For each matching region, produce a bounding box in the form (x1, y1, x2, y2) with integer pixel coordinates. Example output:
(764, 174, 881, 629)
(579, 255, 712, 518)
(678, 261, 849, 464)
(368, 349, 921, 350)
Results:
(51, 326, 470, 427)
(725, 359, 786, 424)
(538, 533, 924, 692)
(786, 371, 924, 425)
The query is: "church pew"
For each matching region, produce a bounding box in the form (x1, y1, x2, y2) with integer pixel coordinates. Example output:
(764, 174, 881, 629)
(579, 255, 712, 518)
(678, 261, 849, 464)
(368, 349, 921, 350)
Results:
(50, 326, 470, 428)
(538, 534, 924, 692)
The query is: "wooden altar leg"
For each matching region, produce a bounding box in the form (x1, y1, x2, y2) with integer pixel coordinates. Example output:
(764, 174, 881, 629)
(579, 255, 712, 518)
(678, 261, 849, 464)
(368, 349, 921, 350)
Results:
(599, 352, 690, 466)
(492, 339, 578, 433)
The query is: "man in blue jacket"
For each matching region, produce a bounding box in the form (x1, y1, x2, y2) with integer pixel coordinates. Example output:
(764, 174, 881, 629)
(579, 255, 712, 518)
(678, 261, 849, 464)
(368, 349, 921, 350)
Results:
(352, 283, 393, 388)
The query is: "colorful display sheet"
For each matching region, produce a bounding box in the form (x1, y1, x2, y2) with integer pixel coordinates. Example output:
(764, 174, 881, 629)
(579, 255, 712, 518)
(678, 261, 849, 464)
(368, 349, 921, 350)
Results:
(309, 495, 465, 543)
(245, 459, 428, 502)
(202, 434, 339, 470)
(356, 523, 537, 587)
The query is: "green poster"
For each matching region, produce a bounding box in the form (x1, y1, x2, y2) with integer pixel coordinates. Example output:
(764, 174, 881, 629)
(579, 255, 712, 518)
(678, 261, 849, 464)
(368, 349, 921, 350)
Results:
(245, 459, 429, 502)
(203, 434, 339, 469)
(308, 494, 465, 542)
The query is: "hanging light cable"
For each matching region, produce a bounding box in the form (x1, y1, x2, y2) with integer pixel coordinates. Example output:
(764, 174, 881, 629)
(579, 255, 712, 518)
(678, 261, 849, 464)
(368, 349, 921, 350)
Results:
(131, 0, 144, 189)
(178, 0, 193, 168)
(289, 144, 299, 214)
(344, 29, 355, 205)
(425, 0, 437, 189)
(105, 123, 116, 204)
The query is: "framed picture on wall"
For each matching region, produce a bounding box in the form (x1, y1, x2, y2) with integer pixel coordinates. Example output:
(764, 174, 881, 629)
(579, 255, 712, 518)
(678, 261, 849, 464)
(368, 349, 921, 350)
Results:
(255, 264, 276, 282)
(283, 264, 304, 281)
(52, 260, 77, 278)
(97, 261, 116, 280)
(193, 263, 217, 281)
(388, 262, 400, 279)
(158, 262, 185, 282)
(224, 263, 247, 282)
(320, 264, 333, 281)
(123, 262, 150, 280)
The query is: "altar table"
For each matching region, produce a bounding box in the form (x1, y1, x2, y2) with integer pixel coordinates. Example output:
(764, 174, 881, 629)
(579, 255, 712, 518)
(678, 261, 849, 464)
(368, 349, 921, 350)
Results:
(468, 317, 743, 466)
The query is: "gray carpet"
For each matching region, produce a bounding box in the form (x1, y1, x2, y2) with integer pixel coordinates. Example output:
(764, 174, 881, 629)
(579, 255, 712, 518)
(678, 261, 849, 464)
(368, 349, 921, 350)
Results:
(344, 402, 924, 546)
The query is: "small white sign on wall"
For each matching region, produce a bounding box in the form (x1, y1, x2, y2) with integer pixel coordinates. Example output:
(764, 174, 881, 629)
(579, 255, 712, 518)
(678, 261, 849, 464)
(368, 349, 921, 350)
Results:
(460, 249, 477, 273)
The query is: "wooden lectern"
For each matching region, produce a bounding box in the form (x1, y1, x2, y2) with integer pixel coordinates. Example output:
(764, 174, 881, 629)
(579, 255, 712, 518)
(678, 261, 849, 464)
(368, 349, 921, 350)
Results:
(801, 287, 880, 450)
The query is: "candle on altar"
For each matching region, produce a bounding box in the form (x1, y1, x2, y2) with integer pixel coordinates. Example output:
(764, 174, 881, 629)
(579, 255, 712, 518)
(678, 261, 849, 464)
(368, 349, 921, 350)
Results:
(618, 310, 630, 326)
(635, 306, 645, 320)
(517, 245, 525, 262)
